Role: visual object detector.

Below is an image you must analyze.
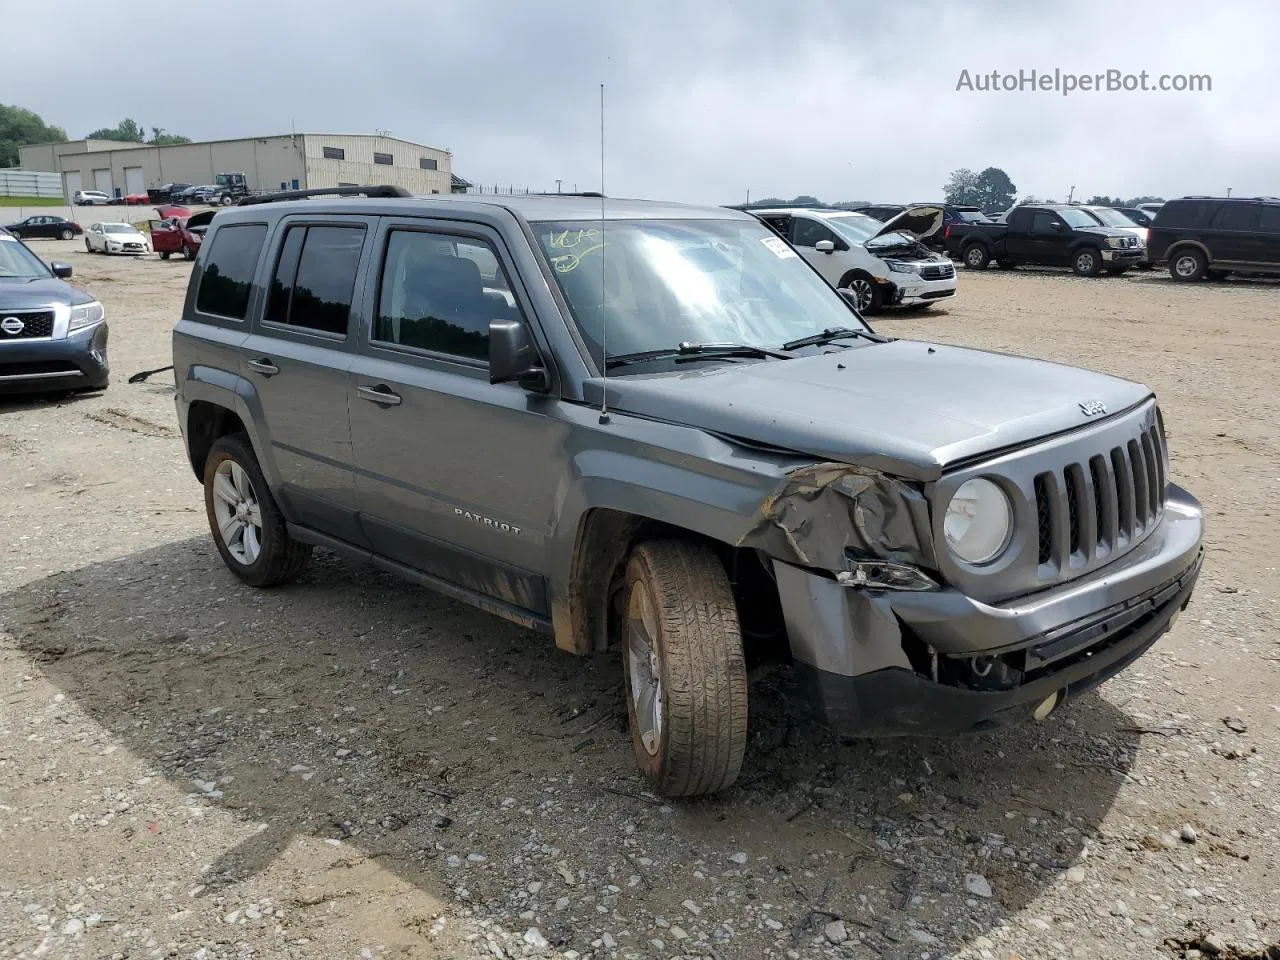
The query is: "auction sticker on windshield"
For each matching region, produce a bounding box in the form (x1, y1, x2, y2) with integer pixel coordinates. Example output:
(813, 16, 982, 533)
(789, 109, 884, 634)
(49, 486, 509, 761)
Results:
(761, 236, 798, 259)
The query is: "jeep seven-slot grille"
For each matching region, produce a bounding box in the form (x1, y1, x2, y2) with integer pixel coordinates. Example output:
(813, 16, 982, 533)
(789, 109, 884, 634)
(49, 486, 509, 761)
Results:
(1033, 420, 1167, 569)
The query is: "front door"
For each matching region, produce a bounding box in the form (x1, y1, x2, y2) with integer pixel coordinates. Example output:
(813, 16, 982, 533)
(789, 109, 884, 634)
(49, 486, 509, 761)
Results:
(788, 215, 844, 284)
(348, 219, 566, 618)
(234, 216, 376, 545)
(1024, 210, 1071, 263)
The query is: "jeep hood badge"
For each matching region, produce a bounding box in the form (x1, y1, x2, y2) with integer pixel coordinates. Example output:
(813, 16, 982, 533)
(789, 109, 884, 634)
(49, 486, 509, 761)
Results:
(1079, 400, 1108, 417)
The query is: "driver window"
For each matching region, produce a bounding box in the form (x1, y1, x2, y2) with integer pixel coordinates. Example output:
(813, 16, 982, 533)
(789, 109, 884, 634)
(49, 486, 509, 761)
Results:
(790, 218, 832, 248)
(374, 229, 522, 362)
(1031, 212, 1060, 232)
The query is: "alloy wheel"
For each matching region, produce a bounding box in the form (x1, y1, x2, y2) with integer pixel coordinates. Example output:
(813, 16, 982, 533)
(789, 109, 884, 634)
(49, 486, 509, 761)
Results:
(626, 580, 664, 757)
(211, 459, 264, 565)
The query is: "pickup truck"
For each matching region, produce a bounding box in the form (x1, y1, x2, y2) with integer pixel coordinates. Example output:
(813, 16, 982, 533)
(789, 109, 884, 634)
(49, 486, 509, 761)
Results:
(945, 204, 1145, 276)
(172, 186, 1203, 797)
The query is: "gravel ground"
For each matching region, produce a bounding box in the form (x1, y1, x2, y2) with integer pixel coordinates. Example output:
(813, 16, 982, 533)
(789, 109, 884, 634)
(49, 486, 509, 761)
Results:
(1, 246, 1277, 960)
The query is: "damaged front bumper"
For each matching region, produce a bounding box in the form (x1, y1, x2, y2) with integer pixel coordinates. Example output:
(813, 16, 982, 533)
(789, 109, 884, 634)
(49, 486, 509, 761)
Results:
(772, 484, 1204, 737)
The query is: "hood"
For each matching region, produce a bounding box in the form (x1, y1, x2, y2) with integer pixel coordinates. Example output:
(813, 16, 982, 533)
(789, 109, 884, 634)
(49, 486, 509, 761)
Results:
(0, 276, 93, 307)
(583, 341, 1151, 481)
(871, 205, 945, 242)
(1073, 225, 1135, 239)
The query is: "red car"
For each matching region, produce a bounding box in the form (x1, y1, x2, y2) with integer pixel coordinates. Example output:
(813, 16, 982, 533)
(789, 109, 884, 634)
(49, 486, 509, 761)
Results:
(149, 210, 214, 260)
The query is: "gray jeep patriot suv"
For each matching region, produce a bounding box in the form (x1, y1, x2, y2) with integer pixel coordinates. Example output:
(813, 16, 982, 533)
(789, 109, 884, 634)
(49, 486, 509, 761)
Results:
(173, 186, 1204, 797)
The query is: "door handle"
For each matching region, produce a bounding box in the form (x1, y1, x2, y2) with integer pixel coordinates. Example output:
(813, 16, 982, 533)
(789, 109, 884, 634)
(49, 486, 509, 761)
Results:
(246, 358, 279, 376)
(357, 385, 402, 406)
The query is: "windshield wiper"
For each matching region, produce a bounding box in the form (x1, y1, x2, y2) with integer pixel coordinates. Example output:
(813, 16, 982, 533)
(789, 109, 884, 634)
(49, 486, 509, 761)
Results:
(605, 341, 790, 370)
(781, 327, 884, 351)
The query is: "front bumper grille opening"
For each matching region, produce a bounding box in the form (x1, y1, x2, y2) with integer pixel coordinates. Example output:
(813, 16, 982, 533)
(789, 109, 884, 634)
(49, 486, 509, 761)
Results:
(1034, 473, 1053, 565)
(0, 310, 55, 339)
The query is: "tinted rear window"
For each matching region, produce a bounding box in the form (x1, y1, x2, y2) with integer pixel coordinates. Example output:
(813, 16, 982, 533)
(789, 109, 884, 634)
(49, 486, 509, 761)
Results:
(196, 224, 267, 320)
(1211, 203, 1260, 231)
(1156, 201, 1218, 228)
(263, 224, 365, 337)
(1260, 206, 1280, 232)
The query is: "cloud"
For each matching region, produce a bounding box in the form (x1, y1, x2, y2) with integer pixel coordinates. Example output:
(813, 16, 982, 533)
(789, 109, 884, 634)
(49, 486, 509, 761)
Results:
(2, 0, 1275, 203)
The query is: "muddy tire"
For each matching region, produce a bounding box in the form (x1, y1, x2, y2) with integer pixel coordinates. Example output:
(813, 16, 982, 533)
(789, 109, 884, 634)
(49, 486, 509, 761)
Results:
(622, 540, 748, 797)
(203, 433, 312, 587)
(1170, 247, 1207, 282)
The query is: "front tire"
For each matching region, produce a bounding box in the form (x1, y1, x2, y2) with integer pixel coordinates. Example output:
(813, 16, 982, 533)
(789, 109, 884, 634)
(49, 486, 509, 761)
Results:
(840, 273, 882, 314)
(963, 244, 991, 270)
(622, 540, 748, 797)
(182, 243, 194, 260)
(1169, 247, 1207, 282)
(203, 434, 312, 587)
(85, 239, 92, 253)
(159, 251, 171, 260)
(1072, 247, 1103, 277)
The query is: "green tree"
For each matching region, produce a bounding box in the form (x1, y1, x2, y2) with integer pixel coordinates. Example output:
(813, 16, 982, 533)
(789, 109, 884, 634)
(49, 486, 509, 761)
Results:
(973, 167, 1017, 211)
(1124, 194, 1164, 206)
(1087, 195, 1120, 206)
(943, 168, 981, 205)
(149, 127, 191, 146)
(0, 103, 67, 167)
(85, 117, 146, 142)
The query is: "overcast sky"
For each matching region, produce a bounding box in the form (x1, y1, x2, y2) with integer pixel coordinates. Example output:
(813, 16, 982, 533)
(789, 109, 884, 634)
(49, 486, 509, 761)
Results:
(3, 0, 1276, 204)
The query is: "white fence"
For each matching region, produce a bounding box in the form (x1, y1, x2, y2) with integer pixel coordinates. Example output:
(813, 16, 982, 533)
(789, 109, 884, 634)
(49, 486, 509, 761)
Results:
(0, 169, 63, 199)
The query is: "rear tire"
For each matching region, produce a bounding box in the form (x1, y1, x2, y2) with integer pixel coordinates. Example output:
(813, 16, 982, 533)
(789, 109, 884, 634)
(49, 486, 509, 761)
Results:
(1071, 247, 1103, 277)
(159, 251, 171, 260)
(622, 540, 748, 797)
(84, 239, 92, 253)
(182, 243, 194, 261)
(962, 244, 991, 270)
(60, 228, 75, 241)
(1169, 247, 1207, 282)
(203, 433, 312, 587)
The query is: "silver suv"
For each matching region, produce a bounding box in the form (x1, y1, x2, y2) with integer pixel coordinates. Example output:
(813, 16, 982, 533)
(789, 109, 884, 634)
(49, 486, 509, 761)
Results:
(172, 186, 1204, 797)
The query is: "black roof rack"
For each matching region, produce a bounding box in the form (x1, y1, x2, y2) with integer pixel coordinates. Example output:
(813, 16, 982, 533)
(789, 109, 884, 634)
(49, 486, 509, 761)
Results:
(237, 185, 413, 206)
(529, 191, 604, 198)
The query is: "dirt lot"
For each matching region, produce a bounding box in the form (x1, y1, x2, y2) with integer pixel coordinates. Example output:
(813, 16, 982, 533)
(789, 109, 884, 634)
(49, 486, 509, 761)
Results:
(1, 244, 1277, 960)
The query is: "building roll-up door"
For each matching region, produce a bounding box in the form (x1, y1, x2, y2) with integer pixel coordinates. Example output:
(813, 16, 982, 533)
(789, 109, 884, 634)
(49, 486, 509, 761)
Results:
(124, 166, 145, 196)
(64, 171, 82, 202)
(93, 169, 113, 195)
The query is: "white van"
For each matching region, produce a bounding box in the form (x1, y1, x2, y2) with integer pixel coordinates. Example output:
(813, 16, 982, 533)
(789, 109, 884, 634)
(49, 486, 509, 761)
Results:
(748, 206, 956, 313)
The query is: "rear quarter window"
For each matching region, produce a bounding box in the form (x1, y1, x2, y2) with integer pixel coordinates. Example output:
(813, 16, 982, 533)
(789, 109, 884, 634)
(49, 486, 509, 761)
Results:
(196, 224, 268, 320)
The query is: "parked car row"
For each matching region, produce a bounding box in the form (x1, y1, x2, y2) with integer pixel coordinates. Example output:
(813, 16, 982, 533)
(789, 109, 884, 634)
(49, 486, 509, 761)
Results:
(944, 196, 1279, 281)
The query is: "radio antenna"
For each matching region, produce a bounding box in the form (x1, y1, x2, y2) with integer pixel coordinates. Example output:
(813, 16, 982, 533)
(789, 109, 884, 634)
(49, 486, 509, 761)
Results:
(598, 82, 610, 424)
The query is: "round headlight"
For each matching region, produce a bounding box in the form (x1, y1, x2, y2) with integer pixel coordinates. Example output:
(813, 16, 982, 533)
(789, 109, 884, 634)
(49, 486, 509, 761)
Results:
(945, 478, 1013, 565)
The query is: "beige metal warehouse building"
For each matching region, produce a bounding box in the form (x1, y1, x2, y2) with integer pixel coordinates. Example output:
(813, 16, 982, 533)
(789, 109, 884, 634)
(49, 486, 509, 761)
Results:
(19, 133, 454, 201)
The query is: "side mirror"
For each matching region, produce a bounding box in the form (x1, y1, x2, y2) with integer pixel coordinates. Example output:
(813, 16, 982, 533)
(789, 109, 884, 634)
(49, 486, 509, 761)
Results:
(814, 239, 835, 254)
(489, 319, 549, 390)
(50, 262, 73, 279)
(1050, 221, 1065, 231)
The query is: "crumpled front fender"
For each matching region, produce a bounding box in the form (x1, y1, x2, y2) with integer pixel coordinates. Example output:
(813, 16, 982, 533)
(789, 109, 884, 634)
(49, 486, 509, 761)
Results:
(736, 462, 937, 571)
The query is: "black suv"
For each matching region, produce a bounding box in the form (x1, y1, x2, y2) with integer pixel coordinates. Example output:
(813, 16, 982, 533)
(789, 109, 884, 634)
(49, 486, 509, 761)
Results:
(1147, 196, 1280, 281)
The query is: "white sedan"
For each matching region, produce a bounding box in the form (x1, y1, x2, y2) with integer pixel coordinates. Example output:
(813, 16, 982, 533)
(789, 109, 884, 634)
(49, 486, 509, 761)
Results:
(85, 222, 151, 256)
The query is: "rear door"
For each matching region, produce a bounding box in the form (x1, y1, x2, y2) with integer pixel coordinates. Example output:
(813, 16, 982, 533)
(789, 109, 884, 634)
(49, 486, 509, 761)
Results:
(1257, 204, 1280, 266)
(233, 215, 375, 545)
(1208, 202, 1262, 264)
(347, 217, 565, 617)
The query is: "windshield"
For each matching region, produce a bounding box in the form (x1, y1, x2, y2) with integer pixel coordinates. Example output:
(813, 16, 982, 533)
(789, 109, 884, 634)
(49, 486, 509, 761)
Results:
(1086, 207, 1137, 228)
(533, 218, 869, 368)
(0, 235, 52, 279)
(822, 213, 882, 245)
(102, 223, 135, 234)
(1059, 208, 1100, 229)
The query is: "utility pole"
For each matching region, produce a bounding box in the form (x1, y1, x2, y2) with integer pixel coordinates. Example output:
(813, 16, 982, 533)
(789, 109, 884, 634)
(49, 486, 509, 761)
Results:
(1226, 186, 1232, 197)
(1067, 185, 1076, 203)
(555, 179, 562, 194)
